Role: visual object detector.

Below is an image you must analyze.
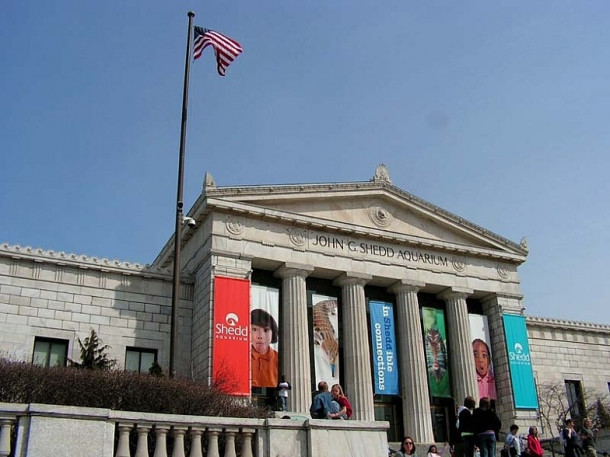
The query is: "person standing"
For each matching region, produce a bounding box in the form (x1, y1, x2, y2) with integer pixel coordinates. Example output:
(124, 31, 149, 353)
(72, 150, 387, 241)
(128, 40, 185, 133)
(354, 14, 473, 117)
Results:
(562, 419, 580, 457)
(473, 397, 501, 457)
(526, 426, 543, 457)
(310, 381, 332, 419)
(276, 374, 291, 412)
(457, 396, 477, 457)
(505, 425, 521, 457)
(580, 418, 597, 457)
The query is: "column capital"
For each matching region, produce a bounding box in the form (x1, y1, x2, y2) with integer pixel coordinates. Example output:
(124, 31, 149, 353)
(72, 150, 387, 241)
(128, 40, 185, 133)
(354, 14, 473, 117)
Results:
(333, 272, 372, 287)
(388, 279, 426, 295)
(437, 287, 473, 301)
(274, 263, 314, 279)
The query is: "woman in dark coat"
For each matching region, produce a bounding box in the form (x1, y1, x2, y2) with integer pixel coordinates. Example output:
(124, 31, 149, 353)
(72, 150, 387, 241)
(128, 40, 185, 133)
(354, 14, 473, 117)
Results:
(472, 397, 501, 457)
(562, 419, 581, 457)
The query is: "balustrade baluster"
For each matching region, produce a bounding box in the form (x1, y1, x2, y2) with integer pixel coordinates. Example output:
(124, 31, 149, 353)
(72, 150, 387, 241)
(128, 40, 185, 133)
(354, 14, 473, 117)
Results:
(223, 428, 238, 457)
(115, 423, 134, 457)
(171, 426, 187, 457)
(206, 427, 222, 457)
(240, 428, 255, 457)
(153, 425, 169, 457)
(135, 424, 151, 457)
(0, 418, 15, 457)
(188, 428, 204, 457)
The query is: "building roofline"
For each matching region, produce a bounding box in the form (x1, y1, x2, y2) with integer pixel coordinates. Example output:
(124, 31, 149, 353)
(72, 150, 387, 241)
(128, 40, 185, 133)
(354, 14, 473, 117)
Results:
(526, 315, 610, 332)
(0, 243, 172, 279)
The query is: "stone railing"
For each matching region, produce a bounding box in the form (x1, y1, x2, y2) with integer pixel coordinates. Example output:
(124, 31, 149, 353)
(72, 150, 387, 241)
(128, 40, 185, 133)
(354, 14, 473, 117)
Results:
(0, 403, 389, 457)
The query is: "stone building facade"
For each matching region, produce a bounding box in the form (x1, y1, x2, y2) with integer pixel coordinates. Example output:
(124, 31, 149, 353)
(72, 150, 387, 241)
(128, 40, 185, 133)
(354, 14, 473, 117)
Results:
(1, 166, 608, 442)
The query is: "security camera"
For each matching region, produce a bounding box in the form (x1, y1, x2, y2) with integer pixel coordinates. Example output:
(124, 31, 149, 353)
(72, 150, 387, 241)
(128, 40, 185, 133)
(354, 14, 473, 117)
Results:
(183, 217, 196, 227)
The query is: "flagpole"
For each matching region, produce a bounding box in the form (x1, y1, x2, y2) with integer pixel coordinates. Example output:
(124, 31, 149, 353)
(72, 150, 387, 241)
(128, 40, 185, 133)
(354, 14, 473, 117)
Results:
(170, 11, 195, 379)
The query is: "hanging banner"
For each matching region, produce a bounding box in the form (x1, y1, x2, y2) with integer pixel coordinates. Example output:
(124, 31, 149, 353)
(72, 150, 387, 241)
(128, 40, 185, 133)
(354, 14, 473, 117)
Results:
(369, 301, 399, 395)
(250, 284, 280, 388)
(422, 307, 451, 398)
(503, 314, 539, 409)
(212, 276, 250, 396)
(469, 314, 498, 400)
(312, 294, 340, 387)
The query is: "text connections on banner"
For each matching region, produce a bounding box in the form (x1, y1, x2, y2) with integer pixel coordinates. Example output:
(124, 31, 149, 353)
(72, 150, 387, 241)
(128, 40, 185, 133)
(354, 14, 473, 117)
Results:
(503, 314, 539, 409)
(369, 301, 399, 395)
(213, 276, 250, 395)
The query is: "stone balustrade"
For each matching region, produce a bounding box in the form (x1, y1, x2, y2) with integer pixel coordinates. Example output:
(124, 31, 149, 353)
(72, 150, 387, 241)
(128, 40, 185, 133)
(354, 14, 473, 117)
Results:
(0, 403, 389, 457)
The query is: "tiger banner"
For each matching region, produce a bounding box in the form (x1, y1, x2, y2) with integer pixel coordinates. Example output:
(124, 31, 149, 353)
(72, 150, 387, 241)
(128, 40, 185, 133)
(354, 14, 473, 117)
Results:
(422, 307, 451, 398)
(369, 301, 399, 395)
(212, 276, 250, 395)
(312, 294, 340, 387)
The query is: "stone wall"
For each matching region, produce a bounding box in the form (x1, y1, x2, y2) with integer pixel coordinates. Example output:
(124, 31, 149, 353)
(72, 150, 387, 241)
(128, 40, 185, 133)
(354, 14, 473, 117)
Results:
(528, 316, 610, 436)
(0, 244, 192, 372)
(0, 402, 390, 457)
(528, 316, 610, 391)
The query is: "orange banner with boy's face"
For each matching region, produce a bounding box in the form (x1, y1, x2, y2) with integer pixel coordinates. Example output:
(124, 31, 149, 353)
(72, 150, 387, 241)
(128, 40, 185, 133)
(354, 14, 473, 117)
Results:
(212, 276, 250, 395)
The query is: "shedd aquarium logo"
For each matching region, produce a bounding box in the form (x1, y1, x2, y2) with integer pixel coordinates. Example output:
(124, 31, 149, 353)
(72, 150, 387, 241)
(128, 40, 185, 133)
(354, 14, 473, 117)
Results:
(215, 312, 249, 341)
(509, 342, 531, 365)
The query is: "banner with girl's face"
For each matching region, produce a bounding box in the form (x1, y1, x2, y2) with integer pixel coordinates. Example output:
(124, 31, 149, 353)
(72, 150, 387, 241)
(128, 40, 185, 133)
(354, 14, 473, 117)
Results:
(250, 284, 280, 388)
(469, 314, 497, 400)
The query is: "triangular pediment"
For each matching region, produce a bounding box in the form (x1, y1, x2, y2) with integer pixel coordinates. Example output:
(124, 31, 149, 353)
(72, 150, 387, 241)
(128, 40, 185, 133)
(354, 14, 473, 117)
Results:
(199, 180, 527, 261)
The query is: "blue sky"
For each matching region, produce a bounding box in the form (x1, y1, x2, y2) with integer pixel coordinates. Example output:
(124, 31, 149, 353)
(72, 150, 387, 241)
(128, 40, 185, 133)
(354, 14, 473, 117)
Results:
(2, 2, 609, 324)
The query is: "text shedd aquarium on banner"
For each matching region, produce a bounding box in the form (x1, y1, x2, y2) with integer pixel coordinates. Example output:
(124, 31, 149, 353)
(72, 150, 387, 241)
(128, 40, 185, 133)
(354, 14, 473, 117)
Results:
(212, 276, 250, 396)
(503, 314, 539, 409)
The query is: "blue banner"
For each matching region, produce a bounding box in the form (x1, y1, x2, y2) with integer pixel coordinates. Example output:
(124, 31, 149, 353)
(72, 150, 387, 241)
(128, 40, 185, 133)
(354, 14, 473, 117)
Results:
(503, 314, 539, 409)
(369, 301, 399, 395)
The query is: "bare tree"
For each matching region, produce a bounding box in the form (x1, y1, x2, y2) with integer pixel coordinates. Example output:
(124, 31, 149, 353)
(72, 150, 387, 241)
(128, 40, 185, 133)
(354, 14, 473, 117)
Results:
(538, 381, 571, 438)
(537, 381, 610, 457)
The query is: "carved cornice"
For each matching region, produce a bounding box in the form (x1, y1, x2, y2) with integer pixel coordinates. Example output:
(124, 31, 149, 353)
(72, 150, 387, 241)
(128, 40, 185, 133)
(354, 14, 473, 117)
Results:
(206, 198, 526, 264)
(155, 172, 529, 268)
(0, 243, 173, 279)
(526, 315, 610, 333)
(203, 180, 526, 255)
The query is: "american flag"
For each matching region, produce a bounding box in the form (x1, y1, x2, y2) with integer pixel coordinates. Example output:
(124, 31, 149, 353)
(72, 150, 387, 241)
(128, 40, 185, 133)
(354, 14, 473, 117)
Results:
(193, 27, 243, 76)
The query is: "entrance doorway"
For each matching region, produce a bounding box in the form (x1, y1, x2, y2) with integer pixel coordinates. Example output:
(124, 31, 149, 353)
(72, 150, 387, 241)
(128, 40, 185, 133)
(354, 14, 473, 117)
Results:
(374, 399, 402, 442)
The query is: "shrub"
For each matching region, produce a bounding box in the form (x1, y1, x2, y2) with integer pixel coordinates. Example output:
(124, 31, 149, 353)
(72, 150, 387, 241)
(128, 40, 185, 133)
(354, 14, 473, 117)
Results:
(0, 359, 269, 418)
(70, 329, 117, 370)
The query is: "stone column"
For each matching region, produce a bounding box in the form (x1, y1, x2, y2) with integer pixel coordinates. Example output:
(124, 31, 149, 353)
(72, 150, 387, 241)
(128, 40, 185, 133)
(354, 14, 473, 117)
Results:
(334, 273, 374, 421)
(275, 263, 314, 414)
(480, 293, 533, 427)
(390, 280, 434, 443)
(438, 288, 478, 404)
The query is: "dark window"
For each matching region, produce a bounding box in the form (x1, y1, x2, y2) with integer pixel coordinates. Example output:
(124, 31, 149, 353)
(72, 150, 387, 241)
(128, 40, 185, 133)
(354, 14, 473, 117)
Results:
(33, 337, 68, 367)
(565, 380, 584, 421)
(125, 347, 157, 373)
